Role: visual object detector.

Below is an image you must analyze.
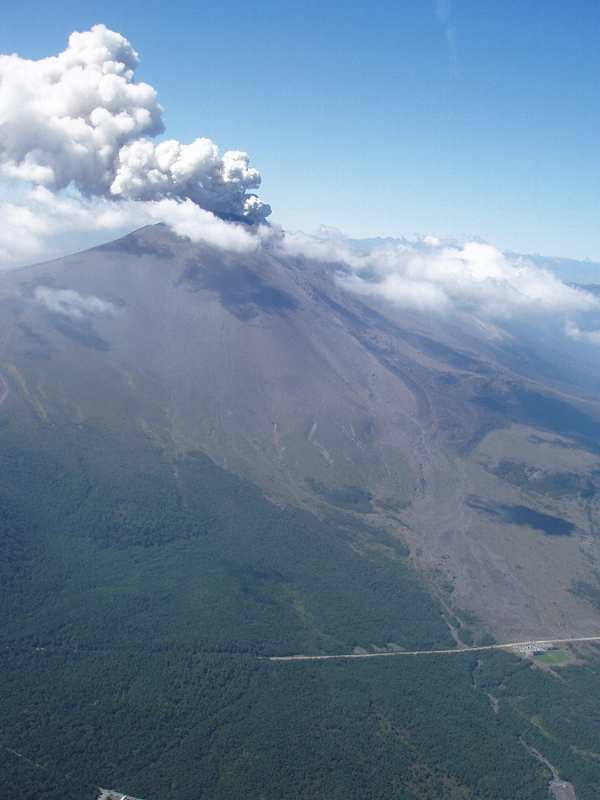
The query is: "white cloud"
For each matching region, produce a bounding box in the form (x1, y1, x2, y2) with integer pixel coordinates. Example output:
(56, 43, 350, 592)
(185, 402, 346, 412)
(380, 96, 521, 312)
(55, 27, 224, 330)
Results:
(267, 228, 600, 341)
(0, 25, 270, 225)
(0, 26, 162, 194)
(565, 322, 600, 345)
(0, 186, 262, 268)
(141, 198, 264, 252)
(33, 286, 116, 319)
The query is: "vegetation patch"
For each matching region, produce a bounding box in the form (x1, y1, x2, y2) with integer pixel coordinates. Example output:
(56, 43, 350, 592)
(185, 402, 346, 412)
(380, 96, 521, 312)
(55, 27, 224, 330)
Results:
(475, 646, 600, 800)
(569, 580, 600, 611)
(306, 478, 374, 512)
(531, 647, 574, 666)
(489, 459, 597, 501)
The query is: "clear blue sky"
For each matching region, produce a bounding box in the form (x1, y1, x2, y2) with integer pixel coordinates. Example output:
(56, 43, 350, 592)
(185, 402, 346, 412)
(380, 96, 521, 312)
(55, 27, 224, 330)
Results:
(2, 0, 600, 261)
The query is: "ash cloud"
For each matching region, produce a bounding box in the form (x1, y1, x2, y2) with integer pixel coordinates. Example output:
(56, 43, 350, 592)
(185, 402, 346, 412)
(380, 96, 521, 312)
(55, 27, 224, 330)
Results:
(0, 25, 270, 265)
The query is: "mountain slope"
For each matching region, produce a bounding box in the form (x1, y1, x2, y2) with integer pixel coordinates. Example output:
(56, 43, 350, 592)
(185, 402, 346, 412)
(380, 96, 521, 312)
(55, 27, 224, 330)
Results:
(4, 224, 600, 800)
(2, 223, 600, 645)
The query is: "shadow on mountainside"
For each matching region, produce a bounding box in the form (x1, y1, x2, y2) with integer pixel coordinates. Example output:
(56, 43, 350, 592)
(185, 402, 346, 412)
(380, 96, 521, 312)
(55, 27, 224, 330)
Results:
(469, 499, 575, 536)
(179, 258, 298, 320)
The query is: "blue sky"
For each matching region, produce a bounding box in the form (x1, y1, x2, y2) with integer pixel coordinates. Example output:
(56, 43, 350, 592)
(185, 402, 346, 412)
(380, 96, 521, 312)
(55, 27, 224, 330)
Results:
(1, 0, 600, 264)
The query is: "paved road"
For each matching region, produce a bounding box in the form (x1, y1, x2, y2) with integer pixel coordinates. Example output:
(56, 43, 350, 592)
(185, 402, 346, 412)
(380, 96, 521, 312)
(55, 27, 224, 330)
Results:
(268, 635, 600, 661)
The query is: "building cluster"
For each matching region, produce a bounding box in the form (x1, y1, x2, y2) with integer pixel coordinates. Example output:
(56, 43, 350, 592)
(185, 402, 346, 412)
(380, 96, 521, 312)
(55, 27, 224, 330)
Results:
(98, 791, 147, 800)
(512, 642, 559, 657)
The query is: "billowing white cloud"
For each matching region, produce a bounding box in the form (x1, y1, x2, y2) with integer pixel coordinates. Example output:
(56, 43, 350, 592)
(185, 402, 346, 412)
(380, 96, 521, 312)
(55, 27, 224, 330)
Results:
(0, 25, 270, 227)
(111, 140, 266, 221)
(0, 187, 262, 267)
(0, 26, 162, 193)
(141, 198, 263, 252)
(270, 228, 600, 340)
(33, 286, 116, 319)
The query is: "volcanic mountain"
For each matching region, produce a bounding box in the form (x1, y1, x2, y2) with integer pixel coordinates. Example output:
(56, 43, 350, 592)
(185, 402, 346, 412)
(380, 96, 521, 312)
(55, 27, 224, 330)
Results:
(2, 222, 600, 645)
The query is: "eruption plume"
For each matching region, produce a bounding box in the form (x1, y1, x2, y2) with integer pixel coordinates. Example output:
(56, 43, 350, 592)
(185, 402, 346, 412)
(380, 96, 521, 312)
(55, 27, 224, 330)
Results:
(0, 25, 270, 223)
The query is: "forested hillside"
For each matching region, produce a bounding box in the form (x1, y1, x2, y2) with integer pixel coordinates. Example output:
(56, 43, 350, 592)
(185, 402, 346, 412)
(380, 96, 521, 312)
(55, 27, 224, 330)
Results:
(0, 386, 599, 799)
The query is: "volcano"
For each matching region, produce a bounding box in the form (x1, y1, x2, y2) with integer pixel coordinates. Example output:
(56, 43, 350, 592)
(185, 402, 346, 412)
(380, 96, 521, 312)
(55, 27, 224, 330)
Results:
(4, 223, 600, 800)
(2, 222, 600, 646)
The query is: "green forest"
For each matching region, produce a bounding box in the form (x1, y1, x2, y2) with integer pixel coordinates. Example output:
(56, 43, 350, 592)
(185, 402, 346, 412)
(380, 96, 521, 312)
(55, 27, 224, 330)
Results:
(1, 366, 600, 800)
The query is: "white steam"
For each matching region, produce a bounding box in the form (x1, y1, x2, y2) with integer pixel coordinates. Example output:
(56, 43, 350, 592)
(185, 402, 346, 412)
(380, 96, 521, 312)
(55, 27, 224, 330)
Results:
(111, 139, 266, 220)
(0, 187, 261, 266)
(0, 24, 270, 237)
(0, 26, 162, 193)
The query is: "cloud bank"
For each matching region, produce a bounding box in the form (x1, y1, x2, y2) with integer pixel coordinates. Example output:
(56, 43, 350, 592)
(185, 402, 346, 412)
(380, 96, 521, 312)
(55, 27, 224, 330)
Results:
(0, 25, 270, 266)
(275, 229, 600, 343)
